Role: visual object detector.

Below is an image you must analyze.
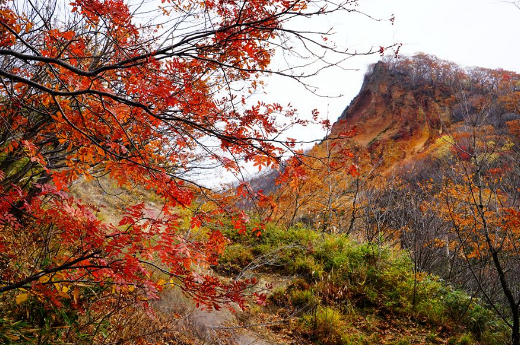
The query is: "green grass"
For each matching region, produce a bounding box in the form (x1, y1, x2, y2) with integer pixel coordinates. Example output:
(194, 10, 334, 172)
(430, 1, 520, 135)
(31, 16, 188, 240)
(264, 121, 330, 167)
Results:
(218, 223, 509, 344)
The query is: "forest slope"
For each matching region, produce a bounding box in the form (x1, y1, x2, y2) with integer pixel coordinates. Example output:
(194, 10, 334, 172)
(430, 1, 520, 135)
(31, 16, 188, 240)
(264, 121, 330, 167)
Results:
(261, 54, 520, 345)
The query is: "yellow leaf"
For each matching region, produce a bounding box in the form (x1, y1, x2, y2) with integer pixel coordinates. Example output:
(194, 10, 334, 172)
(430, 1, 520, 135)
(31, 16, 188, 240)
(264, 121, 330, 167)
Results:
(128, 285, 135, 292)
(38, 275, 50, 284)
(157, 279, 166, 286)
(16, 293, 28, 305)
(73, 288, 80, 303)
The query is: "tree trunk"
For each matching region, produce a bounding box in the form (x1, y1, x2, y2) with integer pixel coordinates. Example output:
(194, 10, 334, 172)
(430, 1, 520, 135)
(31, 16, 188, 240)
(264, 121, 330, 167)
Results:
(512, 306, 519, 345)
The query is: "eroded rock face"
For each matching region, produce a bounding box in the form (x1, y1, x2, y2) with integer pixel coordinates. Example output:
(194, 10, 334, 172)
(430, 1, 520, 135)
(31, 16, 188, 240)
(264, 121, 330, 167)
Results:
(330, 61, 457, 171)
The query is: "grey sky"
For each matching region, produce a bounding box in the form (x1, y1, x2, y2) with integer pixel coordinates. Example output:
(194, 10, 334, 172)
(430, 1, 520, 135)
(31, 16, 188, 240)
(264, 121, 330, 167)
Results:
(264, 0, 520, 147)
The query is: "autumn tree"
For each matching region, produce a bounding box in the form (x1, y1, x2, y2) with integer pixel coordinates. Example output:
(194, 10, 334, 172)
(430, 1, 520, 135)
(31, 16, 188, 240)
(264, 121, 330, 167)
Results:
(434, 86, 520, 345)
(355, 57, 520, 342)
(270, 124, 358, 231)
(0, 0, 395, 341)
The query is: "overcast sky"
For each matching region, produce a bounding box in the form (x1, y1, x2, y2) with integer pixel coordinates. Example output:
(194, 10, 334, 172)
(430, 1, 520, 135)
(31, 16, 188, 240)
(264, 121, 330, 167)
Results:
(204, 0, 520, 184)
(262, 0, 520, 147)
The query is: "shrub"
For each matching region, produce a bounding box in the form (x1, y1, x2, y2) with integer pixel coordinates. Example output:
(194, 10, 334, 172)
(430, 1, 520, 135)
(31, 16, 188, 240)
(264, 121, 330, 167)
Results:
(217, 244, 254, 273)
(291, 256, 324, 280)
(301, 306, 349, 345)
(456, 333, 474, 345)
(268, 287, 290, 307)
(466, 304, 495, 340)
(221, 223, 508, 344)
(291, 289, 320, 310)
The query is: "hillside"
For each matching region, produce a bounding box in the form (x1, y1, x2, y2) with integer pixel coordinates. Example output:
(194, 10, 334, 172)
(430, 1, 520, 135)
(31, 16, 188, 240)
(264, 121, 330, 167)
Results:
(145, 54, 520, 345)
(2, 52, 519, 344)
(95, 56, 520, 345)
(215, 225, 509, 345)
(331, 59, 451, 168)
(269, 54, 520, 223)
(330, 55, 519, 172)
(258, 54, 520, 344)
(2, 0, 519, 343)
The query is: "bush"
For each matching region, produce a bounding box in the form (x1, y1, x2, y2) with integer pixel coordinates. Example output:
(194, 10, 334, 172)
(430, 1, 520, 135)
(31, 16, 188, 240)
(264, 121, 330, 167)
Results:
(217, 244, 254, 273)
(455, 333, 474, 345)
(220, 223, 508, 344)
(291, 289, 320, 309)
(268, 287, 290, 307)
(466, 304, 495, 340)
(291, 256, 324, 280)
(300, 306, 349, 345)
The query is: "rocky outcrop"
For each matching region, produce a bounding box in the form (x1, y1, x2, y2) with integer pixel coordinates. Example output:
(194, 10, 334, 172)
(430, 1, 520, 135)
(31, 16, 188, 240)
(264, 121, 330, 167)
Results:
(329, 61, 456, 169)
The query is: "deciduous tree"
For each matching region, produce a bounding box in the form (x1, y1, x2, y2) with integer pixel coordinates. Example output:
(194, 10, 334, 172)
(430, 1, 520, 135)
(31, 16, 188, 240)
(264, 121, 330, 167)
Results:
(435, 88, 520, 345)
(0, 0, 393, 341)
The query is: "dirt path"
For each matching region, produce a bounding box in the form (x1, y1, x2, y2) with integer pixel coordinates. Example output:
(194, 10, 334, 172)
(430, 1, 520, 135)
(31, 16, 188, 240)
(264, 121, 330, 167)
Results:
(155, 285, 278, 345)
(186, 308, 272, 345)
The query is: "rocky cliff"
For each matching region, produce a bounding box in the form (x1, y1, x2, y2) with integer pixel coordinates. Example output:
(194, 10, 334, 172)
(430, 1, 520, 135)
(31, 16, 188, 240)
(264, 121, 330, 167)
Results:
(329, 59, 459, 171)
